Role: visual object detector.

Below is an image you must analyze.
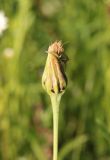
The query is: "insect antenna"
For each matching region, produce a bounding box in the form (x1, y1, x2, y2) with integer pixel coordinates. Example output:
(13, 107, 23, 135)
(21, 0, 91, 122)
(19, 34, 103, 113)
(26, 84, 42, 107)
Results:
(62, 41, 70, 46)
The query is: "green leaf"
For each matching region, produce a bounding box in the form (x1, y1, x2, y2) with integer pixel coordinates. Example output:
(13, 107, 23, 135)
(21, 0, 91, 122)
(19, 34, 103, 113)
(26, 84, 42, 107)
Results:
(58, 135, 88, 160)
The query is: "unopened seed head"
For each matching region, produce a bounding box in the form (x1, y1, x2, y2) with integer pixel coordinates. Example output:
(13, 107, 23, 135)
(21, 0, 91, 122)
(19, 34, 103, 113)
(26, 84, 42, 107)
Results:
(42, 41, 68, 95)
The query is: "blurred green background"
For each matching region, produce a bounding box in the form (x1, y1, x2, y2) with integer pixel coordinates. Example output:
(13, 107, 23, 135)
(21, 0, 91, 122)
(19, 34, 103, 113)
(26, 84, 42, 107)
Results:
(0, 0, 110, 160)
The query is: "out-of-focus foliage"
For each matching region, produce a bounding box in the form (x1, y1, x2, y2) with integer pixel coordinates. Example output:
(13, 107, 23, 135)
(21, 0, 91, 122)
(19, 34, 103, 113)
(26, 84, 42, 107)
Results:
(0, 0, 110, 160)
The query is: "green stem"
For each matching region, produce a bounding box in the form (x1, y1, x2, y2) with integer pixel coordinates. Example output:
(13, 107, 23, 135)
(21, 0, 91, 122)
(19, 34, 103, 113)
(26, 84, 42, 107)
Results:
(50, 94, 62, 160)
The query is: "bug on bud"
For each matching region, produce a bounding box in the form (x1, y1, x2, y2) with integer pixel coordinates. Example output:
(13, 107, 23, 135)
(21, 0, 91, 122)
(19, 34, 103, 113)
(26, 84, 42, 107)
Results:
(42, 41, 68, 95)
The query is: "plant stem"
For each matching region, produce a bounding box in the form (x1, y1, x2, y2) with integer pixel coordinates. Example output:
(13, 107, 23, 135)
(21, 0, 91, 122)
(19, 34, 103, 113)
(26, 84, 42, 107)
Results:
(50, 94, 62, 160)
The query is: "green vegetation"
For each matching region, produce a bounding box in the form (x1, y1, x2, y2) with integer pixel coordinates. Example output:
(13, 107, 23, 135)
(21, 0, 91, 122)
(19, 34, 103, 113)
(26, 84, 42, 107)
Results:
(0, 0, 110, 160)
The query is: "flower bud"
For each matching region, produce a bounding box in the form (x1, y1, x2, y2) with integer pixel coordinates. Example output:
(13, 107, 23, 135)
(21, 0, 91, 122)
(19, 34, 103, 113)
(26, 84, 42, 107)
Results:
(42, 41, 68, 95)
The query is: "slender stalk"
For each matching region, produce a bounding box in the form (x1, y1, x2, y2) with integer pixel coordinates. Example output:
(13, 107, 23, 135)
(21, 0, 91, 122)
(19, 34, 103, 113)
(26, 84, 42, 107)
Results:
(50, 94, 62, 160)
(42, 41, 68, 160)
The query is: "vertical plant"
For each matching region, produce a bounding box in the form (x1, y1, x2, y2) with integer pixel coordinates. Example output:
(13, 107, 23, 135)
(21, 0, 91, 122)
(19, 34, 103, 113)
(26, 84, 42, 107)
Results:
(42, 41, 68, 160)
